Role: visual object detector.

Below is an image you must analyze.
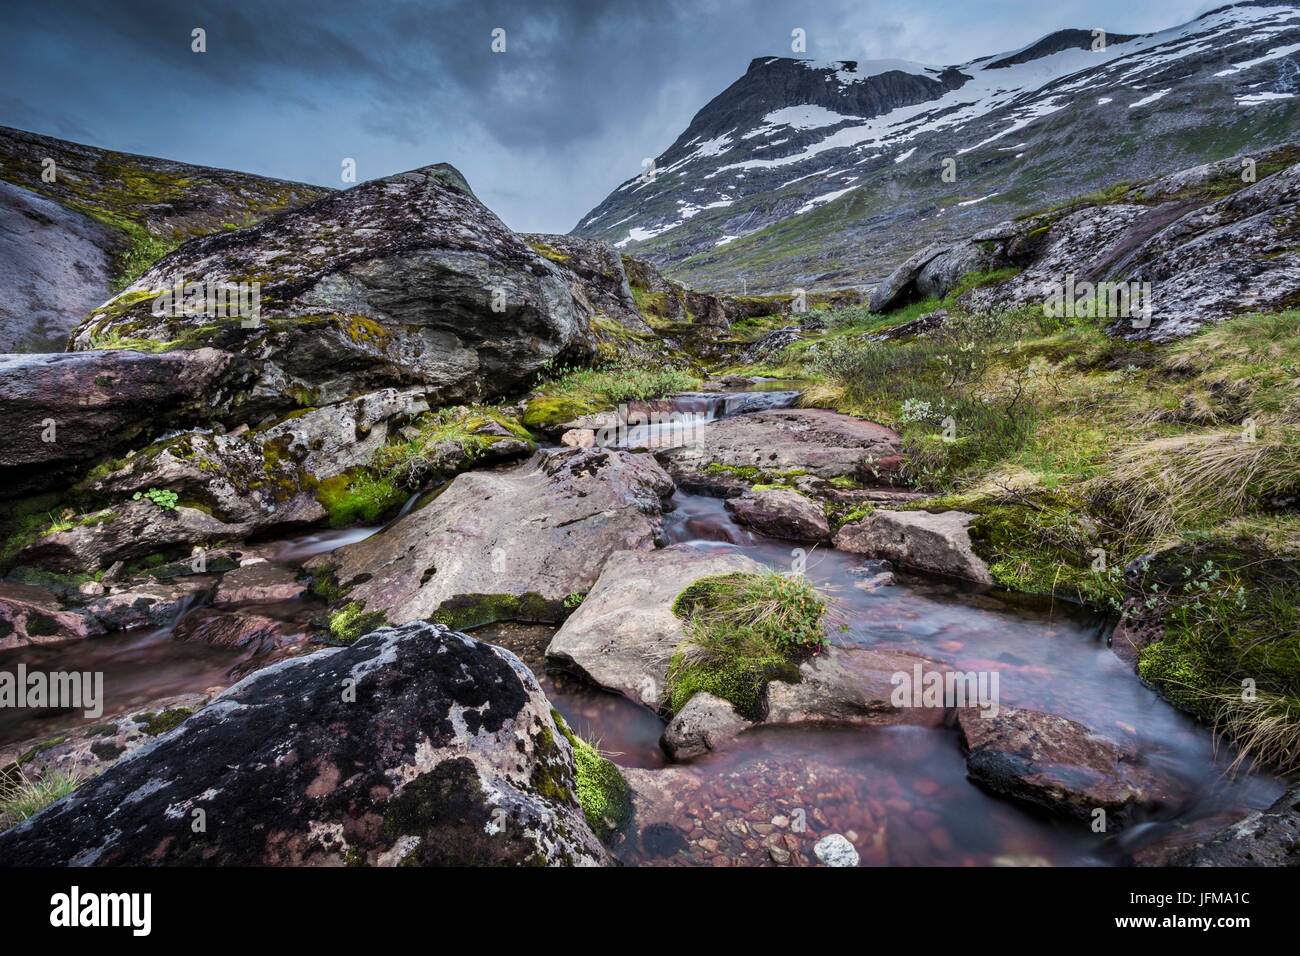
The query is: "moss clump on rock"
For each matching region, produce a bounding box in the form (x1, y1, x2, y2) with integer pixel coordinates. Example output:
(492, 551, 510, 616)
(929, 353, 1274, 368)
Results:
(550, 709, 630, 841)
(521, 396, 592, 429)
(327, 602, 387, 645)
(666, 570, 829, 720)
(431, 591, 563, 630)
(136, 707, 193, 736)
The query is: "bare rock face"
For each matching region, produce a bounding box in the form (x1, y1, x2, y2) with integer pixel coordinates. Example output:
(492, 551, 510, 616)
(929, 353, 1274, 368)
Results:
(725, 488, 831, 542)
(69, 164, 597, 410)
(0, 348, 246, 496)
(307, 447, 675, 629)
(833, 509, 993, 585)
(657, 408, 903, 484)
(0, 181, 117, 352)
(0, 622, 611, 866)
(956, 706, 1177, 824)
(546, 545, 763, 710)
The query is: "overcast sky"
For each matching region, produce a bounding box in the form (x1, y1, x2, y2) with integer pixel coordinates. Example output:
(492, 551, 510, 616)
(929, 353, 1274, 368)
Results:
(2, 0, 1219, 233)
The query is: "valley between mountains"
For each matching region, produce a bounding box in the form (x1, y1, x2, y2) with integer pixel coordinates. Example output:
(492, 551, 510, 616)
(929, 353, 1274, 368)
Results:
(0, 1, 1298, 868)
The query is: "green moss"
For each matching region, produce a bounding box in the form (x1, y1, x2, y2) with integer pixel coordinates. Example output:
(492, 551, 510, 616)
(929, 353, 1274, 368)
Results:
(23, 613, 60, 637)
(315, 470, 407, 527)
(520, 396, 593, 428)
(135, 707, 193, 736)
(551, 709, 630, 840)
(431, 592, 563, 630)
(327, 602, 387, 644)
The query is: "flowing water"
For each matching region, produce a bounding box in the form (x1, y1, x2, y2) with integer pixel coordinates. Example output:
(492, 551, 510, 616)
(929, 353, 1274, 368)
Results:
(2, 382, 1286, 865)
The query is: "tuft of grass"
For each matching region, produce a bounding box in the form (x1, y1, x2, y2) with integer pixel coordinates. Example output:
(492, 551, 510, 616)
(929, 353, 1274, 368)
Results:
(666, 570, 832, 719)
(0, 766, 88, 831)
(1091, 421, 1300, 549)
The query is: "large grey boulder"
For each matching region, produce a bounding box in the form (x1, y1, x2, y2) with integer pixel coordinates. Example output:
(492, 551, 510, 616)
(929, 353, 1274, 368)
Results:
(68, 164, 597, 410)
(0, 621, 611, 866)
(307, 446, 675, 628)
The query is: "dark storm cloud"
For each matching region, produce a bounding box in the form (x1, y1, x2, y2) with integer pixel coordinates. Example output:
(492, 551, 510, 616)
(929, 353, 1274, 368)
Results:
(2, 0, 1210, 230)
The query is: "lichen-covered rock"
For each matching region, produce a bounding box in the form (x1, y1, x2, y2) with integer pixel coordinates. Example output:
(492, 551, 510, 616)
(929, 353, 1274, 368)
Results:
(79, 387, 429, 532)
(522, 233, 653, 337)
(0, 621, 611, 866)
(69, 164, 597, 410)
(725, 487, 831, 542)
(879, 146, 1300, 343)
(16, 501, 252, 575)
(657, 408, 902, 484)
(0, 124, 330, 350)
(955, 706, 1177, 824)
(547, 546, 763, 709)
(0, 693, 212, 789)
(833, 509, 993, 584)
(306, 446, 675, 629)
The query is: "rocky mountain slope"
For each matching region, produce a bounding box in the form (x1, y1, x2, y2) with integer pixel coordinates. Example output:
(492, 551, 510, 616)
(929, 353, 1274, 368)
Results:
(0, 126, 330, 351)
(573, 1, 1300, 293)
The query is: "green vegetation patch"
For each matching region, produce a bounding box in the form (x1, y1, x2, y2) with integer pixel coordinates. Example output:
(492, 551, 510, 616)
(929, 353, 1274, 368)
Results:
(550, 709, 631, 841)
(666, 570, 830, 720)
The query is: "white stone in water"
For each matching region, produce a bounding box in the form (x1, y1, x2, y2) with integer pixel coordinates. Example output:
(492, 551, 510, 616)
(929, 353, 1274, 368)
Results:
(814, 833, 860, 867)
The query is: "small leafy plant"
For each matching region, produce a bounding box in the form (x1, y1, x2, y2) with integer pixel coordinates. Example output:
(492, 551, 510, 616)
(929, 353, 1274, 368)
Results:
(132, 487, 178, 510)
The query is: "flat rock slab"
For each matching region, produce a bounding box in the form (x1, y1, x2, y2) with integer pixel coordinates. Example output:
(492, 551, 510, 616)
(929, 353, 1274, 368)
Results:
(956, 706, 1177, 824)
(546, 545, 762, 709)
(213, 562, 306, 605)
(834, 509, 993, 585)
(0, 621, 609, 866)
(307, 446, 674, 627)
(657, 408, 902, 481)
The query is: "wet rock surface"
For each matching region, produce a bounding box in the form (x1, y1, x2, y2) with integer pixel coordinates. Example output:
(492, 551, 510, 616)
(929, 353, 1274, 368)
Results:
(0, 621, 610, 866)
(956, 706, 1176, 824)
(725, 487, 831, 542)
